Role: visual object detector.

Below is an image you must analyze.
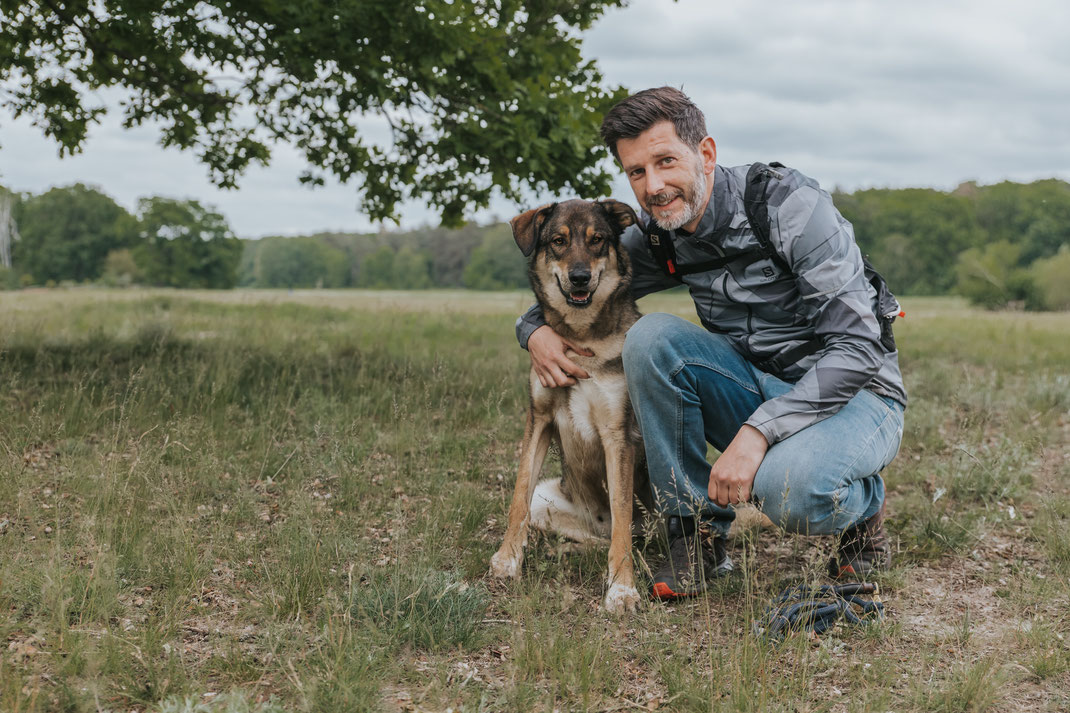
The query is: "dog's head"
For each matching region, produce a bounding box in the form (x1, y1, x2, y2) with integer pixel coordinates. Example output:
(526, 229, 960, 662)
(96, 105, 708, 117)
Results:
(510, 199, 638, 309)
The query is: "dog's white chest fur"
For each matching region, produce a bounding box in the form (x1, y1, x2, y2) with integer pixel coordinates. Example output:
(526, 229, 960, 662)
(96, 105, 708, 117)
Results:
(551, 373, 628, 443)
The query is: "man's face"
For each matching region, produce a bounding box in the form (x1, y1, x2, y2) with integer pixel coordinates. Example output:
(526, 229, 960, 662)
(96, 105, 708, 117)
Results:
(616, 121, 717, 232)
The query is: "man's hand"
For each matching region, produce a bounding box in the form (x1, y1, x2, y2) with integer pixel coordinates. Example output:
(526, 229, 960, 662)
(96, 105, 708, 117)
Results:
(708, 425, 769, 507)
(527, 325, 593, 388)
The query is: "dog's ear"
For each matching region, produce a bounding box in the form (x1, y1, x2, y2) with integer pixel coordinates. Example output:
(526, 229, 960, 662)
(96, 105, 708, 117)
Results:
(598, 199, 639, 236)
(509, 203, 556, 257)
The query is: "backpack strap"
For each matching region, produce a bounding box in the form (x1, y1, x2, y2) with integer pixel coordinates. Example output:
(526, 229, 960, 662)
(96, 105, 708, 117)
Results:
(742, 162, 827, 372)
(743, 162, 792, 274)
(644, 215, 766, 281)
(643, 220, 681, 279)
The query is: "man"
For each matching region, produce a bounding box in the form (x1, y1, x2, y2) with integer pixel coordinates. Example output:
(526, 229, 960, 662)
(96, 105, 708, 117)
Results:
(516, 87, 907, 600)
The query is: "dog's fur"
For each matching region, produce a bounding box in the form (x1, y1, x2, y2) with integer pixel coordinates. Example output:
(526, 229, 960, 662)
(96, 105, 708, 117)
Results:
(489, 199, 648, 613)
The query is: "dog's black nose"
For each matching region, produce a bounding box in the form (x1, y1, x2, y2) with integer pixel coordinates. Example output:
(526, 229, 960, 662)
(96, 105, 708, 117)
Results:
(569, 268, 591, 287)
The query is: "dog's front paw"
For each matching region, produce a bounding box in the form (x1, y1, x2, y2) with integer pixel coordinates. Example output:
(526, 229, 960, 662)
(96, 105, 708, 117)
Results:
(489, 549, 522, 579)
(603, 582, 641, 614)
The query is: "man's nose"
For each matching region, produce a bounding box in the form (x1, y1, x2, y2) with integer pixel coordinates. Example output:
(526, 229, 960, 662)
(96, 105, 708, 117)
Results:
(645, 167, 665, 194)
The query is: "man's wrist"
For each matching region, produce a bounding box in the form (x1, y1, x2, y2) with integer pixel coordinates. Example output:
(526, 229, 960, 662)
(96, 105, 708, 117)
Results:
(516, 305, 546, 350)
(739, 424, 768, 445)
(742, 420, 774, 447)
(526, 325, 551, 350)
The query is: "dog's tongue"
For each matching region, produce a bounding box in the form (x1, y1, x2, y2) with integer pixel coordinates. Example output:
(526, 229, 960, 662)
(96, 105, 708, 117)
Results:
(571, 291, 590, 302)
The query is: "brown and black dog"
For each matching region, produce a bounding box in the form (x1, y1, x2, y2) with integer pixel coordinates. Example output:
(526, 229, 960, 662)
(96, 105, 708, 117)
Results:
(490, 199, 649, 613)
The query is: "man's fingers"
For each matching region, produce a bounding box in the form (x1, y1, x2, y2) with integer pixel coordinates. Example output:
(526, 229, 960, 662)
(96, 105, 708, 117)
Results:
(562, 339, 595, 358)
(559, 356, 589, 380)
(713, 482, 730, 508)
(548, 356, 587, 383)
(529, 328, 590, 387)
(553, 368, 578, 387)
(710, 475, 750, 507)
(537, 364, 576, 388)
(535, 365, 557, 389)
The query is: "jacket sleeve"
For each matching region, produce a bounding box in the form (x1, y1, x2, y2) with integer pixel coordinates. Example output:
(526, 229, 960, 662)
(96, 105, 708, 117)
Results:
(515, 303, 546, 350)
(515, 223, 676, 349)
(744, 184, 885, 445)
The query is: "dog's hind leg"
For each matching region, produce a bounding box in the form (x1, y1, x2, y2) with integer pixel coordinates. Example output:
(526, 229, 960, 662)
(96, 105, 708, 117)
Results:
(601, 439, 641, 614)
(530, 477, 611, 543)
(490, 410, 553, 579)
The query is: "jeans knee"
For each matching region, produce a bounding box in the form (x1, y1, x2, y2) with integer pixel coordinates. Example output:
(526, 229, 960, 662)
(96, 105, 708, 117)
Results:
(623, 313, 687, 376)
(754, 452, 849, 536)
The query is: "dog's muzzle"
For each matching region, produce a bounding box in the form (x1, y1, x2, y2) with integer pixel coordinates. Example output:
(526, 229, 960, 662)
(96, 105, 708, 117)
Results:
(557, 276, 594, 307)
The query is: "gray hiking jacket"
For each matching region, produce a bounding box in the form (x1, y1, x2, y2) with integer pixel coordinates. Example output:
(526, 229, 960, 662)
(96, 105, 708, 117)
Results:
(516, 163, 908, 445)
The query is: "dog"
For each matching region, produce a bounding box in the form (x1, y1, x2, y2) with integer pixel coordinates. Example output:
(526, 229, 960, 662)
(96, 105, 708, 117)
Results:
(489, 199, 649, 613)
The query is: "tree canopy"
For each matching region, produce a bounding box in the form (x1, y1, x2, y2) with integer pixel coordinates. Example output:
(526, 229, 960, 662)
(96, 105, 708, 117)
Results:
(0, 0, 627, 225)
(13, 183, 138, 283)
(136, 196, 242, 288)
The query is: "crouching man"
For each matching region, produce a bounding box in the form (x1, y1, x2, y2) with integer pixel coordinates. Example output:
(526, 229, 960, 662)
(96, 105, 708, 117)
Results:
(517, 87, 907, 599)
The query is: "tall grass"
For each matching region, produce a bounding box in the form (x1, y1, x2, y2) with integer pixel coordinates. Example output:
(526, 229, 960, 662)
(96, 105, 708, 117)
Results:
(0, 289, 1067, 711)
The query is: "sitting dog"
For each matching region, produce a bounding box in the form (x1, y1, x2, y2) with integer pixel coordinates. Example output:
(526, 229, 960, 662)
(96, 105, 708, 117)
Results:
(490, 199, 648, 613)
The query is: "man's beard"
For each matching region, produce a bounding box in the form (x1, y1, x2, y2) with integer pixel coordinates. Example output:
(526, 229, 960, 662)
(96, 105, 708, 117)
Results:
(648, 160, 708, 231)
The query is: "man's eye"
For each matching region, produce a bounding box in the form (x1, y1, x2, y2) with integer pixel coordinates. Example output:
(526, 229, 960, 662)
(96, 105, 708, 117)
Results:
(661, 157, 675, 165)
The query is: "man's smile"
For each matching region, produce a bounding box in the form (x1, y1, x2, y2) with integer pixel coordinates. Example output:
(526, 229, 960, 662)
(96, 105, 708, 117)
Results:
(654, 198, 680, 214)
(648, 193, 682, 208)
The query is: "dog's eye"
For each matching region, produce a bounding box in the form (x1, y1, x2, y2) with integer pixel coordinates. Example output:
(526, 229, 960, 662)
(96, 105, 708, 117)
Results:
(590, 235, 604, 246)
(551, 236, 567, 247)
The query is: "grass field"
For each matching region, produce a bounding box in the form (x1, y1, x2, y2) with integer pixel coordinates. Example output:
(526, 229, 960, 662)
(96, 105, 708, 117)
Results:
(1, 288, 1068, 712)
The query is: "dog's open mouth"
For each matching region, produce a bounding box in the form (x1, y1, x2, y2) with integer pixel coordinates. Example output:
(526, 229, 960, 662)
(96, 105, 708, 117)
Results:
(559, 283, 594, 306)
(556, 275, 596, 307)
(567, 290, 592, 306)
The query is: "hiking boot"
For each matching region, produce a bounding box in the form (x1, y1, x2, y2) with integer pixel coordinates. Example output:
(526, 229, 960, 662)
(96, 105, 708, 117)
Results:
(651, 516, 734, 600)
(828, 502, 891, 578)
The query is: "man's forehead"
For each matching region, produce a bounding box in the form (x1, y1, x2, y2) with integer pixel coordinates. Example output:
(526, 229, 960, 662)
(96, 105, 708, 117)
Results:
(617, 121, 690, 167)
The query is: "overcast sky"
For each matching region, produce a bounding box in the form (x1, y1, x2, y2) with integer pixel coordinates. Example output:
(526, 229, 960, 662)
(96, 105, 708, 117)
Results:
(2, 0, 1068, 238)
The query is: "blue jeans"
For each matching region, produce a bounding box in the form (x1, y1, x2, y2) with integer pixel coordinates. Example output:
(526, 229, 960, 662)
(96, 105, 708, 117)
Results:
(622, 313, 904, 538)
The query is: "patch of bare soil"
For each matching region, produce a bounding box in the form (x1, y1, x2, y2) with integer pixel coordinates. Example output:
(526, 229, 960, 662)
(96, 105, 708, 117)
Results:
(730, 480, 1069, 711)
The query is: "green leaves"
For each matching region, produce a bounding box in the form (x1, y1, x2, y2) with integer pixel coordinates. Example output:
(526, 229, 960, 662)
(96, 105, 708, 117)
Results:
(12, 184, 138, 283)
(0, 0, 627, 225)
(135, 197, 243, 288)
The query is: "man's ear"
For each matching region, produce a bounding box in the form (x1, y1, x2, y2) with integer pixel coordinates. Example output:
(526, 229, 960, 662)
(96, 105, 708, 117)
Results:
(509, 203, 556, 257)
(597, 199, 639, 236)
(699, 136, 717, 176)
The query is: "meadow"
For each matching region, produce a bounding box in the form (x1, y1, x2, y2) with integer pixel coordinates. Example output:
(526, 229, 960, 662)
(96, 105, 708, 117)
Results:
(1, 288, 1068, 712)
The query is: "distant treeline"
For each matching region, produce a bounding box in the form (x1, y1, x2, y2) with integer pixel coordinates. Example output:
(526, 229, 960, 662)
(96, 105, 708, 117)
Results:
(237, 223, 526, 290)
(1, 178, 1068, 309)
(835, 179, 1070, 310)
